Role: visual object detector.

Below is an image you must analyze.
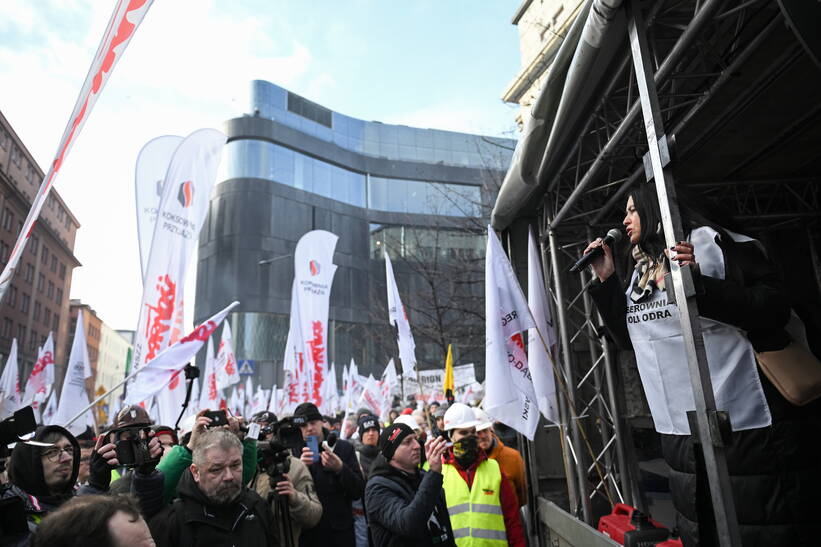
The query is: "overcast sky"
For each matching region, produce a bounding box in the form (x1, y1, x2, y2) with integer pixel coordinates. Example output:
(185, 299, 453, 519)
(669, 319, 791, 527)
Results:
(0, 0, 521, 331)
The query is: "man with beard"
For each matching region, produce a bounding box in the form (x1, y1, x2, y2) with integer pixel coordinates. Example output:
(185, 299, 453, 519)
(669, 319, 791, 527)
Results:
(440, 404, 524, 547)
(149, 429, 278, 547)
(1, 424, 164, 546)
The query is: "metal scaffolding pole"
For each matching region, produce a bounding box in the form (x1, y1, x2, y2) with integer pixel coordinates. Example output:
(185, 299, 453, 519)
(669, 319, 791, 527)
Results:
(548, 221, 591, 523)
(626, 1, 742, 545)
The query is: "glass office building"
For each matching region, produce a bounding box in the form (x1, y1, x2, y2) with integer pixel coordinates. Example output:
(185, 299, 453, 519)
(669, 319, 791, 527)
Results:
(195, 80, 515, 387)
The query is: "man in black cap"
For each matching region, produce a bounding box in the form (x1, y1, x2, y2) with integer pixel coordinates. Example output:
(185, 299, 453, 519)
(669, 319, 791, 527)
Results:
(292, 402, 364, 547)
(365, 423, 455, 547)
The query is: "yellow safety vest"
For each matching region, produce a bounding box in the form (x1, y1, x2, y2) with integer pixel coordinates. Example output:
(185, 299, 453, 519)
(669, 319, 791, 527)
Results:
(442, 458, 507, 546)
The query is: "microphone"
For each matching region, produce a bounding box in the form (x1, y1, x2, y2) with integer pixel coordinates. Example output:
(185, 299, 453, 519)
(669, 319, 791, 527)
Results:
(568, 229, 622, 273)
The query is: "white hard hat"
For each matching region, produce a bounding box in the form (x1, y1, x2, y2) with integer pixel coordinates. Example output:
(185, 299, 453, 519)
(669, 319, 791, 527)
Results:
(443, 403, 480, 431)
(474, 407, 493, 431)
(393, 414, 421, 431)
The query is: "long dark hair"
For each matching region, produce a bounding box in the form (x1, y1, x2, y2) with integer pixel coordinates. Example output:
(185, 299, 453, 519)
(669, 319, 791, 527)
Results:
(628, 182, 738, 259)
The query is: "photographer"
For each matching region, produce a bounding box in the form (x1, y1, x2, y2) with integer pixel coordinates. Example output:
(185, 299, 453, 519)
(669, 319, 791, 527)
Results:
(155, 408, 257, 505)
(2, 423, 163, 546)
(292, 402, 364, 547)
(250, 416, 322, 546)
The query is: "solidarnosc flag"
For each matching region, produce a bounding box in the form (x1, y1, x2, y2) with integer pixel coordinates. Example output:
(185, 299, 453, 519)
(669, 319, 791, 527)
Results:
(0, 0, 154, 302)
(385, 252, 417, 377)
(23, 333, 55, 416)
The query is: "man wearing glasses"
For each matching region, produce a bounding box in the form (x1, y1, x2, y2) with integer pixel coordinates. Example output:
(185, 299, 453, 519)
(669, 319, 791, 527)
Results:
(1, 424, 164, 546)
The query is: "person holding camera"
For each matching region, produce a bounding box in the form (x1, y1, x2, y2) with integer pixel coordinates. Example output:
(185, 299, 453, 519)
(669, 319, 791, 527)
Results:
(365, 422, 455, 547)
(149, 428, 279, 547)
(292, 402, 364, 547)
(2, 422, 164, 546)
(155, 408, 257, 505)
(250, 415, 322, 547)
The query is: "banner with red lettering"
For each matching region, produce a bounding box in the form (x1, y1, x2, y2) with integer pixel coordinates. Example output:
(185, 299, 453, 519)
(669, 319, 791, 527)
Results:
(294, 230, 338, 408)
(198, 337, 223, 411)
(131, 129, 226, 414)
(23, 332, 55, 416)
(0, 0, 154, 302)
(125, 301, 238, 405)
(135, 135, 184, 279)
(215, 322, 239, 390)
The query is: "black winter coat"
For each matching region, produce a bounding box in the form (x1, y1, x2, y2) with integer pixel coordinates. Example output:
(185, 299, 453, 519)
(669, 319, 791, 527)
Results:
(293, 433, 365, 547)
(589, 235, 821, 546)
(148, 469, 277, 547)
(365, 455, 456, 547)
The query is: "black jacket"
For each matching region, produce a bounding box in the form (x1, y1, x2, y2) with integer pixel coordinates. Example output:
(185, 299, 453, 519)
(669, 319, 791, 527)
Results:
(355, 443, 379, 478)
(148, 469, 278, 547)
(292, 432, 364, 547)
(365, 454, 456, 547)
(589, 235, 821, 546)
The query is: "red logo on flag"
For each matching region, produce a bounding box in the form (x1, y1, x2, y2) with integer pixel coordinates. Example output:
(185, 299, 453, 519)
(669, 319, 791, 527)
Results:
(309, 260, 320, 276)
(177, 180, 194, 208)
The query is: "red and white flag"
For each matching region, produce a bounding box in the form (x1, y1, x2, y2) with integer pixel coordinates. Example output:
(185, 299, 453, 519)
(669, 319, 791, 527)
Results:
(385, 252, 417, 377)
(0, 338, 21, 417)
(215, 322, 239, 390)
(527, 228, 560, 424)
(198, 337, 224, 411)
(282, 280, 305, 413)
(379, 359, 398, 420)
(23, 333, 55, 413)
(42, 388, 58, 424)
(0, 0, 154, 302)
(484, 226, 539, 440)
(294, 230, 338, 408)
(125, 301, 239, 405)
(359, 375, 384, 418)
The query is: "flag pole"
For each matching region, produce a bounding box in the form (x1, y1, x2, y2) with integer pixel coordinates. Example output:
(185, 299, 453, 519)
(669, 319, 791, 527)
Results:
(63, 363, 147, 428)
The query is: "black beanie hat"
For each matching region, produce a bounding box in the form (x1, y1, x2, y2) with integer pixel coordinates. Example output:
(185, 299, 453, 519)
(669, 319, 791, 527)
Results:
(358, 414, 380, 438)
(293, 402, 322, 423)
(378, 423, 414, 461)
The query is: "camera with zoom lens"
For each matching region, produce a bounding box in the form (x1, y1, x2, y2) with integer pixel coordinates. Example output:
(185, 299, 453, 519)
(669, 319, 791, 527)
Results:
(258, 417, 304, 481)
(110, 425, 160, 468)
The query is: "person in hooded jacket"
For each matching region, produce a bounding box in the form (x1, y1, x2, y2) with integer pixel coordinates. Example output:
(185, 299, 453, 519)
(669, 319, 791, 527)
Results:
(1, 424, 164, 546)
(352, 414, 380, 547)
(365, 423, 455, 547)
(148, 428, 279, 547)
(292, 402, 364, 547)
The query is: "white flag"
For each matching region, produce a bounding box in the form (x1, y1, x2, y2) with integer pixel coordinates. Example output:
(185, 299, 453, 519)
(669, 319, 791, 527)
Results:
(132, 129, 226, 376)
(42, 387, 58, 424)
(228, 386, 242, 417)
(385, 252, 417, 376)
(216, 322, 240, 390)
(243, 376, 254, 418)
(54, 310, 95, 436)
(282, 279, 305, 413)
(358, 374, 383, 417)
(326, 363, 339, 415)
(251, 386, 269, 416)
(135, 135, 184, 279)
(199, 337, 223, 411)
(294, 230, 338, 408)
(23, 333, 55, 409)
(267, 384, 279, 413)
(527, 228, 560, 424)
(380, 359, 398, 420)
(0, 339, 21, 417)
(0, 1, 154, 302)
(484, 226, 539, 440)
(125, 302, 239, 405)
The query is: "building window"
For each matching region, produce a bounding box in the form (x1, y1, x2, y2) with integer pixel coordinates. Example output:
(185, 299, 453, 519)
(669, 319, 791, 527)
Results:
(30, 235, 38, 255)
(2, 318, 11, 338)
(0, 126, 8, 150)
(29, 331, 38, 352)
(41, 245, 48, 265)
(52, 313, 59, 331)
(44, 307, 51, 327)
(24, 263, 34, 284)
(21, 293, 30, 314)
(56, 288, 62, 305)
(11, 145, 22, 167)
(17, 324, 25, 346)
(59, 262, 66, 279)
(2, 208, 13, 231)
(37, 273, 44, 292)
(0, 242, 9, 264)
(51, 255, 57, 273)
(26, 163, 36, 184)
(287, 92, 332, 128)
(33, 302, 41, 321)
(47, 280, 54, 299)
(8, 286, 16, 307)
(57, 207, 65, 222)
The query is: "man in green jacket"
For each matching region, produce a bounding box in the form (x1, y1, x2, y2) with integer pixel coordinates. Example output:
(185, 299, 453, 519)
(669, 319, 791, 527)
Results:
(156, 409, 257, 505)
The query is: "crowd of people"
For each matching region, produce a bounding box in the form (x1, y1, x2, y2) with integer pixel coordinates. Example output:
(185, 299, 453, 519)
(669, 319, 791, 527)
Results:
(0, 397, 529, 547)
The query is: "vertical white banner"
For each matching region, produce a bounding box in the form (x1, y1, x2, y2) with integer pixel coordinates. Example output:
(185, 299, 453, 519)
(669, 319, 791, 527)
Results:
(0, 0, 155, 301)
(484, 226, 539, 440)
(0, 339, 21, 417)
(527, 228, 560, 424)
(294, 230, 338, 408)
(130, 129, 226, 407)
(54, 310, 95, 436)
(385, 252, 417, 377)
(216, 322, 239, 390)
(135, 135, 184, 280)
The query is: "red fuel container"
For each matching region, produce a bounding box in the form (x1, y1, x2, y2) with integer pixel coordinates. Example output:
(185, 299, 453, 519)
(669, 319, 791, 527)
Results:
(597, 503, 682, 546)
